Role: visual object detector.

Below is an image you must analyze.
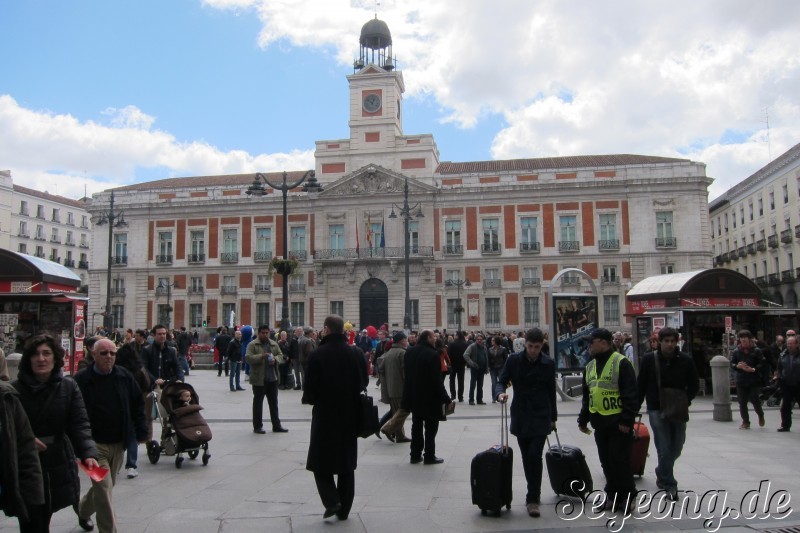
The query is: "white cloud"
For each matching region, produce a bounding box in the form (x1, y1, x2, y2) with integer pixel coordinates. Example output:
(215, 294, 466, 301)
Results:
(0, 95, 313, 200)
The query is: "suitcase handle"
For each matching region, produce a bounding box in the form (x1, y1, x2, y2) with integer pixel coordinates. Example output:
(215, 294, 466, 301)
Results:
(546, 427, 562, 449)
(500, 401, 510, 449)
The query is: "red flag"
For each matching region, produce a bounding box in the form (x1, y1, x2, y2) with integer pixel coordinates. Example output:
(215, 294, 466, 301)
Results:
(355, 215, 360, 255)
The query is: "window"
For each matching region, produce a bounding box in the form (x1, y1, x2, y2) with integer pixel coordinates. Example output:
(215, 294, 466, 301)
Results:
(775, 256, 780, 274)
(158, 231, 173, 257)
(18, 221, 27, 236)
(520, 217, 538, 247)
(753, 263, 757, 277)
(769, 191, 775, 210)
(190, 230, 205, 258)
(80, 233, 88, 247)
(763, 260, 768, 275)
(111, 305, 124, 329)
(255, 275, 270, 291)
(222, 303, 236, 328)
(51, 208, 60, 222)
(740, 206, 745, 225)
(485, 268, 499, 280)
(560, 215, 577, 242)
(290, 302, 304, 327)
(445, 220, 462, 253)
(50, 248, 59, 262)
(523, 297, 540, 327)
(112, 278, 124, 293)
(290, 226, 306, 255)
(717, 216, 721, 236)
(408, 221, 419, 254)
(328, 224, 344, 250)
(599, 213, 616, 240)
(749, 202, 754, 221)
(410, 299, 419, 329)
(19, 200, 27, 215)
(743, 265, 748, 277)
(330, 301, 344, 317)
(35, 245, 44, 258)
(602, 265, 618, 282)
(758, 198, 763, 216)
(732, 210, 736, 228)
(485, 298, 501, 328)
(656, 212, 673, 239)
(482, 218, 499, 252)
(51, 227, 59, 242)
(223, 275, 236, 290)
(190, 276, 203, 292)
(661, 263, 674, 274)
(66, 230, 73, 245)
(81, 215, 88, 228)
(18, 243, 26, 254)
(223, 229, 238, 253)
(367, 222, 382, 251)
(113, 234, 128, 261)
(523, 266, 539, 284)
(67, 212, 74, 225)
(723, 213, 728, 232)
(603, 295, 620, 326)
(35, 224, 44, 240)
(446, 269, 460, 282)
(256, 303, 270, 329)
(36, 205, 45, 218)
(189, 304, 203, 328)
(157, 304, 171, 327)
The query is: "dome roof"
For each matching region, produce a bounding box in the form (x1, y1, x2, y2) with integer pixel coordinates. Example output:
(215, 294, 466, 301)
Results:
(360, 17, 392, 50)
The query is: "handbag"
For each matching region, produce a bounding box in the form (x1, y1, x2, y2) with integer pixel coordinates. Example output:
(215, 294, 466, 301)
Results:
(357, 389, 382, 439)
(654, 352, 689, 422)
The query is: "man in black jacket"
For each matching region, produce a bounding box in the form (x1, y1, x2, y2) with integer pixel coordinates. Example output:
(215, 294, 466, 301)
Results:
(403, 329, 453, 465)
(578, 328, 638, 512)
(74, 338, 147, 532)
(730, 330, 766, 429)
(142, 325, 184, 387)
(776, 335, 800, 431)
(637, 327, 698, 500)
(448, 331, 468, 402)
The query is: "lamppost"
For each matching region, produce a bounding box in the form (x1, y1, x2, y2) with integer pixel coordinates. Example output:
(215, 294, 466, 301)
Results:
(449, 278, 471, 333)
(92, 190, 127, 332)
(247, 170, 323, 332)
(157, 279, 179, 330)
(388, 178, 424, 332)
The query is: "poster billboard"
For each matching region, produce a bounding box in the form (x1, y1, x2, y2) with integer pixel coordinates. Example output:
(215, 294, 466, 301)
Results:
(552, 295, 599, 371)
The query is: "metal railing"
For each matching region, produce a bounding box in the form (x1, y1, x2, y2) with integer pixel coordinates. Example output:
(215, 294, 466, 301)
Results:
(78, 261, 89, 269)
(253, 251, 272, 262)
(221, 252, 239, 263)
(746, 243, 756, 255)
(221, 285, 238, 295)
(601, 276, 619, 284)
(782, 270, 795, 282)
(314, 246, 434, 260)
(483, 279, 501, 288)
(63, 259, 75, 267)
(655, 237, 677, 248)
(443, 244, 463, 255)
(598, 239, 620, 251)
(768, 273, 780, 284)
(187, 253, 205, 264)
(289, 282, 306, 292)
(521, 277, 540, 286)
(111, 287, 125, 296)
(768, 235, 779, 248)
(756, 239, 767, 251)
(781, 229, 793, 244)
(111, 255, 127, 266)
(559, 241, 580, 252)
(289, 250, 307, 261)
(255, 284, 271, 293)
(737, 247, 747, 258)
(481, 242, 501, 254)
(156, 254, 173, 265)
(519, 242, 540, 253)
(188, 286, 204, 295)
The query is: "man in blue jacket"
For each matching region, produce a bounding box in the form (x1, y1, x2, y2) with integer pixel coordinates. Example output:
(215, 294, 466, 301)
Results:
(495, 328, 556, 518)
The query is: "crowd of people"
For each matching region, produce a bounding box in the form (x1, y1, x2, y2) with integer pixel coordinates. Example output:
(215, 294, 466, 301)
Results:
(2, 318, 800, 530)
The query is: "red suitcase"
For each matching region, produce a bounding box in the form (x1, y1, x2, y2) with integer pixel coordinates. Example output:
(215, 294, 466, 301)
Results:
(631, 414, 650, 477)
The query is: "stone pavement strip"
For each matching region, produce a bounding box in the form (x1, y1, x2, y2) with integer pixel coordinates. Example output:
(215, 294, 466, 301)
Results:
(3, 369, 800, 532)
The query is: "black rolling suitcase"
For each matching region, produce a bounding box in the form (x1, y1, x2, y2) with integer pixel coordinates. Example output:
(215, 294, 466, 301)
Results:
(470, 402, 513, 516)
(545, 429, 593, 498)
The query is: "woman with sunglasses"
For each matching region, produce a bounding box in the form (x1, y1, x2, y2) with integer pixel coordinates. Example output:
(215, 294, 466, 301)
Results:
(12, 335, 99, 532)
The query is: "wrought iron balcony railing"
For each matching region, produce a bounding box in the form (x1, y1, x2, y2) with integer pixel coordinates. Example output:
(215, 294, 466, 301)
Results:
(443, 244, 463, 255)
(481, 242, 501, 254)
(156, 254, 173, 265)
(289, 282, 306, 292)
(221, 285, 238, 295)
(746, 243, 756, 255)
(756, 239, 767, 251)
(519, 242, 540, 253)
(78, 261, 89, 269)
(598, 239, 620, 251)
(559, 241, 580, 252)
(768, 235, 779, 248)
(737, 247, 747, 258)
(254, 284, 271, 293)
(289, 250, 307, 261)
(221, 252, 239, 263)
(63, 259, 75, 267)
(782, 270, 795, 282)
(253, 251, 272, 262)
(187, 253, 205, 264)
(111, 287, 126, 296)
(314, 246, 434, 260)
(483, 279, 501, 288)
(521, 277, 540, 286)
(601, 276, 619, 284)
(655, 237, 677, 248)
(781, 229, 793, 244)
(187, 286, 204, 295)
(111, 255, 127, 266)
(768, 273, 780, 284)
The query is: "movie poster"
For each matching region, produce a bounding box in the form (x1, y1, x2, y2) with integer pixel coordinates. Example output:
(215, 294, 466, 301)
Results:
(552, 295, 599, 371)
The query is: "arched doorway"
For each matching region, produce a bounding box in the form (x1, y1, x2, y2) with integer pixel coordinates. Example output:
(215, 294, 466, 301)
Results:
(786, 289, 798, 308)
(360, 278, 388, 330)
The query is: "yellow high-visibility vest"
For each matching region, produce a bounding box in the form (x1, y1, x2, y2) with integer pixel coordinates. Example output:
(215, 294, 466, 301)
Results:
(586, 352, 625, 415)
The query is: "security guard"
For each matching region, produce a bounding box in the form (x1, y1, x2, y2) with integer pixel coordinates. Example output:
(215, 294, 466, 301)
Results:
(578, 328, 638, 512)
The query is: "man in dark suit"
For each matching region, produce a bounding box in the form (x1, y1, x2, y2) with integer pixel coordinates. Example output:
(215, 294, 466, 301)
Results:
(404, 329, 454, 465)
(302, 315, 367, 520)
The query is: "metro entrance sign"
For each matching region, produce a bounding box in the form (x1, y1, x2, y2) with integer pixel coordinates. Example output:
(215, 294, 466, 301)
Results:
(629, 297, 760, 314)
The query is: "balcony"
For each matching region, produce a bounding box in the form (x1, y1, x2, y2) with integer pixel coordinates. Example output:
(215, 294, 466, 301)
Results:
(483, 279, 501, 289)
(111, 287, 126, 296)
(155, 286, 168, 295)
(49, 256, 60, 264)
(221, 285, 238, 295)
(34, 234, 46, 241)
(187, 253, 205, 264)
(78, 261, 89, 269)
(768, 235, 779, 248)
(755, 276, 767, 287)
(253, 251, 272, 262)
(314, 247, 434, 261)
(756, 239, 767, 251)
(598, 239, 620, 251)
(19, 208, 28, 216)
(601, 275, 620, 285)
(63, 259, 75, 267)
(561, 276, 581, 287)
(156, 254, 173, 265)
(768, 273, 780, 284)
(747, 243, 756, 255)
(781, 229, 793, 244)
(35, 211, 45, 220)
(737, 246, 747, 258)
(254, 284, 271, 293)
(558, 241, 580, 252)
(220, 252, 239, 263)
(111, 255, 127, 266)
(79, 241, 89, 248)
(655, 237, 677, 248)
(481, 242, 501, 255)
(782, 270, 795, 282)
(50, 237, 61, 244)
(289, 250, 307, 261)
(66, 219, 74, 226)
(65, 239, 75, 247)
(187, 286, 204, 296)
(289, 282, 306, 292)
(80, 222, 89, 229)
(519, 242, 541, 254)
(796, 225, 800, 239)
(443, 244, 463, 256)
(521, 277, 540, 287)
(34, 252, 45, 259)
(17, 231, 29, 238)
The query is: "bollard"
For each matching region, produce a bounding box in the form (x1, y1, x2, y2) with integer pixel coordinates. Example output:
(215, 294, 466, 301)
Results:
(6, 352, 21, 382)
(710, 355, 733, 422)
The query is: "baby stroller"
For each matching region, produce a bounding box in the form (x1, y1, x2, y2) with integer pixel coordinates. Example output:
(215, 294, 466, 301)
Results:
(760, 377, 781, 407)
(147, 382, 212, 468)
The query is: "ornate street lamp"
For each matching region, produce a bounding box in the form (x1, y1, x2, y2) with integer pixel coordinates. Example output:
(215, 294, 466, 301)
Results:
(92, 190, 127, 332)
(157, 279, 179, 330)
(247, 171, 322, 332)
(449, 278, 471, 333)
(388, 177, 424, 332)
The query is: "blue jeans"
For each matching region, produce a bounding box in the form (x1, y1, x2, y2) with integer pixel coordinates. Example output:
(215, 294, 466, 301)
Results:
(648, 410, 687, 490)
(469, 368, 485, 402)
(229, 361, 242, 390)
(179, 354, 190, 375)
(489, 368, 501, 401)
(125, 434, 138, 469)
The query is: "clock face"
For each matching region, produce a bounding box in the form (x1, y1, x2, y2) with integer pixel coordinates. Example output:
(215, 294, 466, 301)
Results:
(363, 93, 382, 113)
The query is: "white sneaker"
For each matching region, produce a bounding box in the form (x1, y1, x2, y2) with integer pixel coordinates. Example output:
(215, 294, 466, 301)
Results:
(126, 467, 138, 479)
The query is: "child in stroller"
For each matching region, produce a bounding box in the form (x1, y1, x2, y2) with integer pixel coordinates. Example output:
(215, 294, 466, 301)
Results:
(147, 382, 212, 468)
(760, 377, 781, 407)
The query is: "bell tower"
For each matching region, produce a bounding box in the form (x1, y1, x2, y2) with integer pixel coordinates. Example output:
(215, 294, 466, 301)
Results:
(347, 16, 404, 149)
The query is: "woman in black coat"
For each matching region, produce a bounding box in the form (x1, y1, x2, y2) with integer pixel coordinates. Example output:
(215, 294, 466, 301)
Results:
(302, 316, 367, 520)
(12, 335, 99, 532)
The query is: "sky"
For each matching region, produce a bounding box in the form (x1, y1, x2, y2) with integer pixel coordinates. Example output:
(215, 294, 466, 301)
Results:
(1, 0, 798, 202)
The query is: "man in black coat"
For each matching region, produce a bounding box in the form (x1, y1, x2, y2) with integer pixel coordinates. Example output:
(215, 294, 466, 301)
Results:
(403, 329, 453, 465)
(142, 325, 184, 386)
(448, 331, 468, 402)
(302, 315, 367, 521)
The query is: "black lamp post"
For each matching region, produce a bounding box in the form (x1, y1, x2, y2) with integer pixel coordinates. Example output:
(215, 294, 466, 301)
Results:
(157, 279, 179, 330)
(92, 190, 127, 332)
(450, 278, 471, 333)
(388, 178, 424, 332)
(247, 170, 322, 332)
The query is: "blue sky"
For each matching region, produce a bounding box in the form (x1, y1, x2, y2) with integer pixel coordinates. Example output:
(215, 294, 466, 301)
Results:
(1, 0, 798, 200)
